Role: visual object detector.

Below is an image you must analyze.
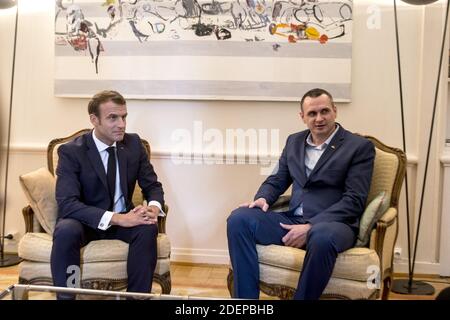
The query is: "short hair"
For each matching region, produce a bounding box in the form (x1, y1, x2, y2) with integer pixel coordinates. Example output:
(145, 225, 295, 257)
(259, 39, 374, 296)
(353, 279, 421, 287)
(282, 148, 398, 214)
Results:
(88, 90, 126, 117)
(300, 88, 334, 112)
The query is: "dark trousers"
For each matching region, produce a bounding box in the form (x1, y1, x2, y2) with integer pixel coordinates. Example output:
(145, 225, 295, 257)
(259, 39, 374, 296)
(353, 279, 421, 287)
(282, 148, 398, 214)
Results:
(50, 218, 158, 299)
(227, 207, 356, 300)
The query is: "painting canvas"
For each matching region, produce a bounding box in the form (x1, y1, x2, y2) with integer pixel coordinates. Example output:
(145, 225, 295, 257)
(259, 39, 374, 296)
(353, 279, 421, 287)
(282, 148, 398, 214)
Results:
(54, 0, 353, 101)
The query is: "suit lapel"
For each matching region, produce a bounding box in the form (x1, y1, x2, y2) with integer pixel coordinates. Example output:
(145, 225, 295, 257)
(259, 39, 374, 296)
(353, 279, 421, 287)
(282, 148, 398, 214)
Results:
(116, 141, 128, 201)
(85, 132, 109, 192)
(307, 126, 346, 179)
(297, 133, 308, 185)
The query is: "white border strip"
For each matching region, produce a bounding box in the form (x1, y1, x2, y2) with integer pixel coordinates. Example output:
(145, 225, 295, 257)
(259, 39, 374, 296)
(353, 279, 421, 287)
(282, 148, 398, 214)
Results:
(171, 248, 230, 265)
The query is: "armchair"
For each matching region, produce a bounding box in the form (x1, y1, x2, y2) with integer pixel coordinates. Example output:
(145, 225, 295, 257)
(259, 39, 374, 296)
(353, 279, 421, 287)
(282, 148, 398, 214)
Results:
(227, 135, 406, 300)
(17, 129, 171, 294)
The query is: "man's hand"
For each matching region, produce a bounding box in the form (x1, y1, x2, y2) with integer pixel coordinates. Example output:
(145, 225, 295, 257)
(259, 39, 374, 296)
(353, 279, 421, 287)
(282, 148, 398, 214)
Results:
(110, 205, 158, 227)
(239, 198, 269, 212)
(148, 205, 161, 217)
(280, 223, 312, 248)
(133, 205, 160, 222)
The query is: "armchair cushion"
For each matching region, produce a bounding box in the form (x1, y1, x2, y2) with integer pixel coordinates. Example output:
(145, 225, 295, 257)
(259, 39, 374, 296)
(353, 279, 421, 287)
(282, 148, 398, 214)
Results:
(356, 191, 390, 247)
(18, 232, 171, 263)
(257, 245, 379, 282)
(19, 167, 58, 235)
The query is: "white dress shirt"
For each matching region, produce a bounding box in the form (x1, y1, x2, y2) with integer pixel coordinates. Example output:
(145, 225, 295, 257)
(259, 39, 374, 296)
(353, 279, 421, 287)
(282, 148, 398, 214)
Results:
(294, 125, 340, 216)
(92, 130, 163, 230)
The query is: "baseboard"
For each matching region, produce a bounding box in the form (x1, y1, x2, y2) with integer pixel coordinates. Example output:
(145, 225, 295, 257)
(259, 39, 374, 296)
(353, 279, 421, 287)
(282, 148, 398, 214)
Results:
(394, 259, 440, 275)
(171, 254, 442, 275)
(2, 242, 18, 254)
(170, 252, 442, 275)
(171, 248, 230, 265)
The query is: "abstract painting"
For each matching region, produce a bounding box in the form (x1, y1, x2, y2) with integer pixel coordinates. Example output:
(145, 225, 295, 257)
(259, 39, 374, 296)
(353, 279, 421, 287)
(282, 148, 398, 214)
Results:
(55, 0, 353, 101)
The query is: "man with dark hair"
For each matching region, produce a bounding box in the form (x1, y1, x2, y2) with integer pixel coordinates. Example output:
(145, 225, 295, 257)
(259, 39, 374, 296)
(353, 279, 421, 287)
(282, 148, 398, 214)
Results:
(299, 88, 334, 112)
(227, 88, 375, 300)
(87, 90, 126, 117)
(51, 90, 165, 299)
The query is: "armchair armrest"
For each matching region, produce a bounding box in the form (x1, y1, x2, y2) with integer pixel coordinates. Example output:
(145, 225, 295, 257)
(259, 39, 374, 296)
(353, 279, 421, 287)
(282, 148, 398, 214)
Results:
(369, 207, 398, 282)
(22, 205, 35, 233)
(269, 195, 291, 212)
(158, 204, 169, 234)
(378, 207, 397, 224)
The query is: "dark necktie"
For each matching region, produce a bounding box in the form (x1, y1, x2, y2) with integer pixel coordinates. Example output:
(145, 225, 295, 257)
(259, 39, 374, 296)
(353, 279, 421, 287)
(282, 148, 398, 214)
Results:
(106, 146, 116, 211)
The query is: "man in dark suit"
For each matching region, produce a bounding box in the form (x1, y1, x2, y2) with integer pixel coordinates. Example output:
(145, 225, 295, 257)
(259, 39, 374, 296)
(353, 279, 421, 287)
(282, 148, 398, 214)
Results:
(227, 88, 375, 300)
(51, 90, 165, 299)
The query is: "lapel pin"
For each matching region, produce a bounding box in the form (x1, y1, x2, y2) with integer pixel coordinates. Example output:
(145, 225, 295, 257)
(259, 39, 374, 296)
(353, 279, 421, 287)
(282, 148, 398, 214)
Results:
(331, 145, 335, 149)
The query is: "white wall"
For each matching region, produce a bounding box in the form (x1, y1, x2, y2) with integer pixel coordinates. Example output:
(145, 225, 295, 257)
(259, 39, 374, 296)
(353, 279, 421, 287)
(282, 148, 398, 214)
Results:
(1, 0, 449, 274)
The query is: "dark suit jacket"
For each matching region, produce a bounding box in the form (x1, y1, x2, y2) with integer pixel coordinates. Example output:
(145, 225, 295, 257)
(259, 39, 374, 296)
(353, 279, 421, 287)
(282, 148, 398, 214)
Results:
(255, 125, 375, 230)
(55, 131, 165, 229)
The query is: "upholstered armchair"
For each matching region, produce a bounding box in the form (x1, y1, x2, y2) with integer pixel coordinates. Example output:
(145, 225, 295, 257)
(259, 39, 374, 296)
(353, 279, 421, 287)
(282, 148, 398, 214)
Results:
(227, 136, 406, 300)
(17, 129, 171, 294)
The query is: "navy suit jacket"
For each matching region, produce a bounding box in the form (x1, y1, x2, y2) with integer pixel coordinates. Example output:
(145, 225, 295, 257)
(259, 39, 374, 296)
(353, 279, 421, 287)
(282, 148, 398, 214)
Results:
(55, 131, 165, 230)
(255, 125, 375, 230)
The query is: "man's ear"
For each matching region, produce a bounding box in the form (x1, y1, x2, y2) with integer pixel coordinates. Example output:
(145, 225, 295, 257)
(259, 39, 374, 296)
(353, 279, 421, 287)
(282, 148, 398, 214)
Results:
(89, 113, 99, 126)
(299, 111, 306, 123)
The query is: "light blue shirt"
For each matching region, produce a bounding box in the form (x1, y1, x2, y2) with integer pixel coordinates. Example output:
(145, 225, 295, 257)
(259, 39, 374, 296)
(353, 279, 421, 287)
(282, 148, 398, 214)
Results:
(92, 130, 163, 230)
(294, 125, 340, 216)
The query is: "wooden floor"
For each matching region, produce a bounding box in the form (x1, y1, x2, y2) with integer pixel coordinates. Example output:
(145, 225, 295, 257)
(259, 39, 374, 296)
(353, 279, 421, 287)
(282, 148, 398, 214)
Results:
(1, 262, 449, 300)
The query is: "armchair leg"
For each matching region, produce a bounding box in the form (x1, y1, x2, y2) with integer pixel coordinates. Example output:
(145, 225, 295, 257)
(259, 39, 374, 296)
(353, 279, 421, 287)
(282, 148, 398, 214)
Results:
(227, 269, 234, 298)
(153, 271, 171, 294)
(381, 276, 391, 300)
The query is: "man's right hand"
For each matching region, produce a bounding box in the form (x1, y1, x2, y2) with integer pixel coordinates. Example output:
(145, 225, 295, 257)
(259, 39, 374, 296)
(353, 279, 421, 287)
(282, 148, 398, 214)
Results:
(110, 205, 157, 227)
(239, 198, 269, 212)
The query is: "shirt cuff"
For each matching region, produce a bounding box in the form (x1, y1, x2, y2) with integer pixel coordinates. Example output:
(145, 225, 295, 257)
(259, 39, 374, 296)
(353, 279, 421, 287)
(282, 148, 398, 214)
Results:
(98, 211, 114, 230)
(148, 200, 166, 217)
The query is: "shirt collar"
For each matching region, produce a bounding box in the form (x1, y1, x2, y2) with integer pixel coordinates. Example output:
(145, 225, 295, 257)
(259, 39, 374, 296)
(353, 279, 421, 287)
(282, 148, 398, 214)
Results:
(92, 129, 117, 153)
(306, 124, 340, 150)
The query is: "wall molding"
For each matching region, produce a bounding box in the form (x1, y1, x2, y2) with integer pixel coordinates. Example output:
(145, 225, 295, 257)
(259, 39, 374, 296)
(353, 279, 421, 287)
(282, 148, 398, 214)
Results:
(439, 154, 450, 275)
(407, 155, 418, 165)
(440, 153, 450, 166)
(9, 144, 48, 154)
(9, 144, 420, 165)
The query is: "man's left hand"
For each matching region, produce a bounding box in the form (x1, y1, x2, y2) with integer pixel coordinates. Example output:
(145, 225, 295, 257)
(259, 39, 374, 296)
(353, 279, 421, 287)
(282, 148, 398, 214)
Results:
(147, 205, 160, 218)
(280, 223, 312, 248)
(133, 205, 160, 222)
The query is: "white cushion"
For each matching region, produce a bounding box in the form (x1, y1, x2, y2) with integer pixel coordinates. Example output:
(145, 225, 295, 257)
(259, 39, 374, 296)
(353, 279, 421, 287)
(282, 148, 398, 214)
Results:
(356, 191, 390, 247)
(19, 167, 58, 234)
(18, 258, 170, 282)
(18, 232, 171, 263)
(259, 264, 378, 299)
(256, 244, 379, 282)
